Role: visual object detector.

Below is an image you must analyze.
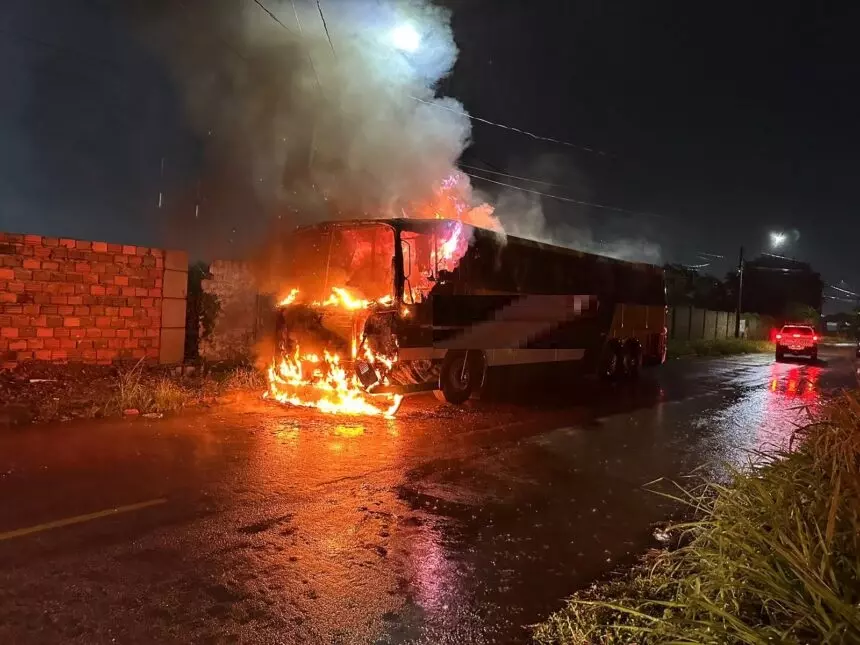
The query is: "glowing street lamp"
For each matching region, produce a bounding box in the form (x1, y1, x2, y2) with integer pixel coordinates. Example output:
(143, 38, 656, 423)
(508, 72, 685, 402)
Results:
(770, 231, 786, 249)
(390, 23, 421, 52)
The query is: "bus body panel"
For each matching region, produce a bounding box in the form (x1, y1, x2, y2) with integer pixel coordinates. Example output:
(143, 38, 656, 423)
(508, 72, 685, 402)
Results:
(272, 218, 667, 398)
(392, 221, 667, 381)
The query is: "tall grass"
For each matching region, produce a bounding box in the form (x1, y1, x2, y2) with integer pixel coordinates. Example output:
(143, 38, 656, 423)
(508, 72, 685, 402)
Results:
(103, 363, 266, 417)
(534, 392, 860, 644)
(220, 366, 266, 391)
(103, 360, 194, 415)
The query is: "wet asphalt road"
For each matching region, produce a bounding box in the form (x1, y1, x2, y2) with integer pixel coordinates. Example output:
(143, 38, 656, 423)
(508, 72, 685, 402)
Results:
(0, 346, 856, 645)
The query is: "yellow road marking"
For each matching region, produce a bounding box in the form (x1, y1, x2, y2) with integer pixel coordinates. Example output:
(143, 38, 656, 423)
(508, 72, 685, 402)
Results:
(0, 498, 167, 541)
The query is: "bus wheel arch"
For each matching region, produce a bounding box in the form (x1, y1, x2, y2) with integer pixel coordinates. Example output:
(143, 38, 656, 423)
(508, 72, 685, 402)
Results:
(436, 350, 486, 405)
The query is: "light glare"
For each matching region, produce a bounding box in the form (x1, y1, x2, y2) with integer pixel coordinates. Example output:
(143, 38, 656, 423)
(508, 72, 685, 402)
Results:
(770, 232, 786, 248)
(390, 23, 421, 52)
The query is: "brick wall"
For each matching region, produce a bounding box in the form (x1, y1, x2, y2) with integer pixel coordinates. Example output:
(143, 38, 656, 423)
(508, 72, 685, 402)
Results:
(0, 233, 188, 368)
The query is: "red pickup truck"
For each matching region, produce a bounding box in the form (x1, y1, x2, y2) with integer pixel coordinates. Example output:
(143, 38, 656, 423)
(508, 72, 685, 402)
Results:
(775, 325, 818, 362)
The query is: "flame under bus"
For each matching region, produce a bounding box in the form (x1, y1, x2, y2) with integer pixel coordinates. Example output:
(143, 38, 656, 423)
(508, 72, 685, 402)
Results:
(269, 218, 667, 415)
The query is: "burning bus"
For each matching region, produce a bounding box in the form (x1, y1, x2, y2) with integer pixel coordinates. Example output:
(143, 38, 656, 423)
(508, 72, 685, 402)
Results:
(266, 218, 667, 417)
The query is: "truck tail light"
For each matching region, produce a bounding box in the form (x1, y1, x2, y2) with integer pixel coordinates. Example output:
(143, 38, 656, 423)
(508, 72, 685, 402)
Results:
(813, 335, 819, 342)
(776, 334, 782, 340)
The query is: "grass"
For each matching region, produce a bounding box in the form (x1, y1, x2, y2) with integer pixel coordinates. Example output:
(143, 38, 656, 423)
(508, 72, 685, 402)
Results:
(219, 365, 266, 391)
(533, 391, 860, 644)
(102, 362, 266, 417)
(668, 338, 774, 359)
(103, 362, 194, 415)
(1, 361, 269, 426)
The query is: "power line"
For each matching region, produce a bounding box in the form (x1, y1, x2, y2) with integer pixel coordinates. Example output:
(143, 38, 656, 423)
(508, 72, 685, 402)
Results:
(747, 266, 806, 273)
(462, 163, 670, 219)
(824, 295, 857, 304)
(760, 251, 805, 262)
(288, 0, 306, 36)
(827, 284, 859, 297)
(244, 4, 609, 156)
(251, 0, 321, 90)
(458, 162, 578, 189)
(250, 0, 295, 34)
(462, 171, 665, 219)
(316, 0, 336, 56)
(409, 95, 608, 156)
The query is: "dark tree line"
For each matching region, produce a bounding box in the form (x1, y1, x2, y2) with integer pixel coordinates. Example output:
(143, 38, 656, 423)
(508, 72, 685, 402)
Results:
(665, 255, 823, 323)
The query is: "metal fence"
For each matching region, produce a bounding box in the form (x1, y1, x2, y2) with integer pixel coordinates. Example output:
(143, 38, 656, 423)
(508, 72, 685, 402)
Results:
(668, 306, 736, 341)
(667, 306, 773, 341)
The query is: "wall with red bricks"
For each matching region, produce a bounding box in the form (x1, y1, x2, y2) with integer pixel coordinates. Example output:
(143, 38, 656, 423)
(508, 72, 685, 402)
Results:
(0, 233, 187, 368)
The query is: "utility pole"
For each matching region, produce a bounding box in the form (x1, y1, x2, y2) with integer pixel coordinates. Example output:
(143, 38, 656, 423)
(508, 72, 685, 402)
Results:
(734, 246, 745, 338)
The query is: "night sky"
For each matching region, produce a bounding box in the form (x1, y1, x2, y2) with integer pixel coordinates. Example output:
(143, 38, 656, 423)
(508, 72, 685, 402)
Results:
(1, 0, 858, 309)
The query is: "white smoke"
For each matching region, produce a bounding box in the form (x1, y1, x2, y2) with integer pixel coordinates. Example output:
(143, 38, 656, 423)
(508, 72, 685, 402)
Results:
(132, 1, 658, 265)
(485, 156, 662, 264)
(133, 0, 476, 232)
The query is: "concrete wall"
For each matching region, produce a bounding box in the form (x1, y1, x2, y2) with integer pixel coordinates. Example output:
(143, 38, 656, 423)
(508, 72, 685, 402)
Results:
(200, 260, 259, 362)
(160, 247, 189, 364)
(703, 310, 718, 340)
(742, 314, 778, 340)
(689, 308, 706, 340)
(0, 232, 187, 368)
(669, 306, 742, 341)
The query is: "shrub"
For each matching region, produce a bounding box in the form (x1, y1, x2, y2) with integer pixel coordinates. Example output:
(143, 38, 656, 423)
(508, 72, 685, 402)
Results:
(668, 338, 774, 359)
(104, 361, 195, 415)
(534, 392, 860, 644)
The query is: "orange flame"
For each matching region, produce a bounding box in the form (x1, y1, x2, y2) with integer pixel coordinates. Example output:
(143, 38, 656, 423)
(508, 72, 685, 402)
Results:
(278, 287, 393, 310)
(266, 347, 402, 417)
(267, 286, 402, 418)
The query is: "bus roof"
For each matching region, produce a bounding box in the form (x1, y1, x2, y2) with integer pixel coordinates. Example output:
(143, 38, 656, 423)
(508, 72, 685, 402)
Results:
(291, 218, 662, 273)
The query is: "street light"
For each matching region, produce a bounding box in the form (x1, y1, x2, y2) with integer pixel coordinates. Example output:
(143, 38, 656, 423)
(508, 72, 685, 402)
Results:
(390, 23, 421, 52)
(770, 231, 786, 248)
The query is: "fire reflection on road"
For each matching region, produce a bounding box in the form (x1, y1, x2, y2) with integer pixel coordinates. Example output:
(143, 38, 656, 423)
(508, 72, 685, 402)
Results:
(239, 414, 474, 640)
(214, 352, 851, 642)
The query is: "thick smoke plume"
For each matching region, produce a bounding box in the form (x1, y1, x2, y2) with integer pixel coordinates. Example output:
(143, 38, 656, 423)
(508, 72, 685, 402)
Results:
(131, 0, 492, 262)
(132, 0, 659, 271)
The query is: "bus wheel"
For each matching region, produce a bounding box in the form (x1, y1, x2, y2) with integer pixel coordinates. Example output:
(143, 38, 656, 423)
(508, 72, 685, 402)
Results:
(625, 340, 643, 379)
(438, 351, 480, 404)
(600, 342, 623, 380)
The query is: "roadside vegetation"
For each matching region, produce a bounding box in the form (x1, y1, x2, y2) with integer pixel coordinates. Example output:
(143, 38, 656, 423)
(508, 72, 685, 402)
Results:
(0, 361, 266, 426)
(667, 338, 774, 359)
(102, 361, 266, 417)
(533, 391, 860, 644)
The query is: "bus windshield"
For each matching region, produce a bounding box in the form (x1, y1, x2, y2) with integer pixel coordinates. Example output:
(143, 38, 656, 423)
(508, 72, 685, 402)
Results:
(281, 223, 395, 302)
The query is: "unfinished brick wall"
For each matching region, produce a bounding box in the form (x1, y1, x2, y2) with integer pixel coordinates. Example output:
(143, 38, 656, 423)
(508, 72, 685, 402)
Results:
(200, 260, 260, 362)
(0, 233, 188, 368)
